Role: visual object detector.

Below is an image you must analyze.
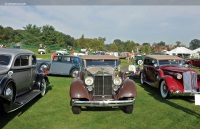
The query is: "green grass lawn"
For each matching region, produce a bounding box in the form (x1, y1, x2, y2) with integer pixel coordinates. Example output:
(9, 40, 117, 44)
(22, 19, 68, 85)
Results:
(0, 53, 200, 129)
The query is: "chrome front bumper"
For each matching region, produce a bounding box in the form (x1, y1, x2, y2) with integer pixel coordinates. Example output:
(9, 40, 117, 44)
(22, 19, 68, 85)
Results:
(71, 99, 135, 107)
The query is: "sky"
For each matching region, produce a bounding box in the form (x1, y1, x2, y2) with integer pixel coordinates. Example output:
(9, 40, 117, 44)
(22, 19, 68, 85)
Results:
(0, 1, 200, 47)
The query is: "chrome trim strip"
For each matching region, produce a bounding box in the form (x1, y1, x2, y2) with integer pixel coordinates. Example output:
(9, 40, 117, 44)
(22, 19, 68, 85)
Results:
(170, 91, 200, 96)
(71, 99, 135, 107)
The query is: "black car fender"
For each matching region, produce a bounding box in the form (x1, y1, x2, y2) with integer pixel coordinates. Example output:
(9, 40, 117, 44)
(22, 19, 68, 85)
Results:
(34, 73, 49, 89)
(0, 77, 16, 100)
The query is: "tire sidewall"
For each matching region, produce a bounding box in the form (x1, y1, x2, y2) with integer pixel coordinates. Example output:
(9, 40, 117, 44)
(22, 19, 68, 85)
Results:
(71, 69, 79, 78)
(3, 82, 14, 102)
(140, 72, 144, 84)
(160, 80, 169, 99)
(40, 79, 46, 97)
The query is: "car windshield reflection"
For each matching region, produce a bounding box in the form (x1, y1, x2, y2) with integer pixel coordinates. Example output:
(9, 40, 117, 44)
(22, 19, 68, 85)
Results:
(0, 55, 11, 66)
(158, 60, 183, 66)
(86, 60, 116, 67)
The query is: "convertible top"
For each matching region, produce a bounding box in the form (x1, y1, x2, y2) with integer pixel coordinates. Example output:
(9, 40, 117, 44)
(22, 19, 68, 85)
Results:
(145, 55, 183, 60)
(81, 55, 119, 60)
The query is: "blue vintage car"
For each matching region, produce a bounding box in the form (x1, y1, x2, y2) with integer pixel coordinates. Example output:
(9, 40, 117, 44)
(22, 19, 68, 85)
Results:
(38, 55, 82, 78)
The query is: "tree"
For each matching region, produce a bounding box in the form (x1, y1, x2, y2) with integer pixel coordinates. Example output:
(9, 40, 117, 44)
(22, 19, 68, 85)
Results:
(124, 40, 136, 52)
(175, 41, 181, 47)
(109, 43, 118, 52)
(157, 41, 166, 46)
(189, 39, 200, 50)
(142, 43, 151, 46)
(22, 24, 42, 45)
(140, 45, 151, 54)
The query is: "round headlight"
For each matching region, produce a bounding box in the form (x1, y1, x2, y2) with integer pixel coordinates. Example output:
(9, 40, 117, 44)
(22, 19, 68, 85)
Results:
(177, 73, 182, 79)
(85, 76, 94, 86)
(113, 77, 122, 86)
(128, 65, 136, 72)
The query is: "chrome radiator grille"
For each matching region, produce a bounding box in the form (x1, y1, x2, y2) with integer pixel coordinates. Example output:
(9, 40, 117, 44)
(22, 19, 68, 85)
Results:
(93, 76, 112, 96)
(183, 71, 197, 92)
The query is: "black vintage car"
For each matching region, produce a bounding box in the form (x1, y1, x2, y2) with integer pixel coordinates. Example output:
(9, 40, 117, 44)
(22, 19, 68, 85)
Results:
(0, 48, 49, 113)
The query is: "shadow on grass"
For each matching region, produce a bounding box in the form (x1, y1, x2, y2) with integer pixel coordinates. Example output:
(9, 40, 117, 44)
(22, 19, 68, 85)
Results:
(134, 78, 200, 119)
(48, 74, 71, 78)
(81, 107, 121, 112)
(0, 85, 52, 128)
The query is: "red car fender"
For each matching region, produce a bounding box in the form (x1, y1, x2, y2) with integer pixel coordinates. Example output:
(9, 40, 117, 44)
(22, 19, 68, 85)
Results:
(160, 75, 184, 92)
(117, 79, 137, 99)
(157, 69, 164, 77)
(70, 79, 90, 100)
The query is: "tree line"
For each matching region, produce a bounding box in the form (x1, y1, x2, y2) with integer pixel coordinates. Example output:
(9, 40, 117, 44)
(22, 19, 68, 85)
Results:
(0, 24, 200, 54)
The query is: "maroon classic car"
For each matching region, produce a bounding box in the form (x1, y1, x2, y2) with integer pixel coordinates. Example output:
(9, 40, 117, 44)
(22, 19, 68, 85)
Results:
(70, 55, 137, 114)
(186, 59, 200, 68)
(140, 55, 200, 99)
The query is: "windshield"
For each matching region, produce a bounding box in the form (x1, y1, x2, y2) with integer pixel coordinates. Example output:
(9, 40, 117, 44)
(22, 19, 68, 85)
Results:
(0, 55, 11, 66)
(86, 60, 116, 67)
(158, 59, 184, 66)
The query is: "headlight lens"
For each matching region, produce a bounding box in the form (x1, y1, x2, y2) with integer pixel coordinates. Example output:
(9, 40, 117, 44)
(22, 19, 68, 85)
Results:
(85, 76, 94, 86)
(176, 73, 182, 79)
(128, 65, 136, 72)
(113, 77, 122, 86)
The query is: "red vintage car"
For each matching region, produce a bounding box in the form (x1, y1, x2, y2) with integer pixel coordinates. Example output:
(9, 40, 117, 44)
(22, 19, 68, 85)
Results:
(140, 55, 200, 99)
(70, 55, 137, 114)
(186, 59, 200, 68)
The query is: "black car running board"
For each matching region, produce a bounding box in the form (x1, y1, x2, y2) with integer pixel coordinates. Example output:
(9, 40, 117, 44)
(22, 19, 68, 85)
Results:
(2, 90, 41, 113)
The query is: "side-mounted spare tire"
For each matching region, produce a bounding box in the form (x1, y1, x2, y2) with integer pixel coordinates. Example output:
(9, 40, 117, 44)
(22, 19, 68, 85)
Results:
(39, 63, 50, 73)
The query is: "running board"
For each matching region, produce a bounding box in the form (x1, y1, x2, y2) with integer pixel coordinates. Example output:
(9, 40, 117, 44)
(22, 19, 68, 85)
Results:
(3, 90, 41, 113)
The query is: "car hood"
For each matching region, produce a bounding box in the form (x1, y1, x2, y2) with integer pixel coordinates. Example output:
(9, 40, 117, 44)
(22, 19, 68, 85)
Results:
(160, 66, 196, 73)
(86, 66, 115, 75)
(0, 66, 9, 75)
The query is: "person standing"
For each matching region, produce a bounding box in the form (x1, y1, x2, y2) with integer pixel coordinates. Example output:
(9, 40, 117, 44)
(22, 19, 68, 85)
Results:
(71, 49, 75, 55)
(126, 52, 131, 63)
(131, 52, 135, 64)
(51, 52, 56, 60)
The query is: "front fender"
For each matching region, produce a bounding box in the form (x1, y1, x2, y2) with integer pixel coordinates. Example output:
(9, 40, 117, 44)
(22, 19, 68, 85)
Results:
(160, 75, 184, 92)
(0, 77, 16, 103)
(70, 79, 90, 100)
(0, 77, 16, 95)
(117, 78, 137, 99)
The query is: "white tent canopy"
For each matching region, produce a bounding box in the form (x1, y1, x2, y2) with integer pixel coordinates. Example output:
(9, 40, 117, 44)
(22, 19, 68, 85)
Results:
(167, 47, 194, 55)
(193, 47, 200, 53)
